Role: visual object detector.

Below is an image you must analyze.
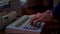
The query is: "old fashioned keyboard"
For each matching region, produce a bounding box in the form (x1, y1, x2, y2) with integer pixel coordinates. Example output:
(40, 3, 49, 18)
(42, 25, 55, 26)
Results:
(6, 15, 45, 34)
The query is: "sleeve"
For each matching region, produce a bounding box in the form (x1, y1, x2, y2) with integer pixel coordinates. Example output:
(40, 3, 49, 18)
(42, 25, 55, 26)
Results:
(52, 2, 60, 19)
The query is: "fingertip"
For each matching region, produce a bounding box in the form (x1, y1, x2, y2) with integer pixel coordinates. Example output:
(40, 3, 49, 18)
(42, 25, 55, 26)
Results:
(30, 19, 33, 26)
(33, 19, 40, 26)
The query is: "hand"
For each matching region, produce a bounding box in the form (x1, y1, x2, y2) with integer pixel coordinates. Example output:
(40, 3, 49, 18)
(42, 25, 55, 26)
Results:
(30, 10, 55, 26)
(30, 13, 43, 26)
(38, 10, 54, 22)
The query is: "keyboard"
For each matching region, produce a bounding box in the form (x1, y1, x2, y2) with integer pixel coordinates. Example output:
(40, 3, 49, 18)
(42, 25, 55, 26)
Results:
(6, 15, 45, 34)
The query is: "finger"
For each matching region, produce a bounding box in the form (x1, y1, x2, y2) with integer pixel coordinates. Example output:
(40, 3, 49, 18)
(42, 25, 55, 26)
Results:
(36, 22, 41, 27)
(30, 15, 37, 21)
(30, 15, 36, 25)
(33, 19, 40, 26)
(30, 18, 38, 26)
(30, 15, 38, 26)
(36, 13, 42, 18)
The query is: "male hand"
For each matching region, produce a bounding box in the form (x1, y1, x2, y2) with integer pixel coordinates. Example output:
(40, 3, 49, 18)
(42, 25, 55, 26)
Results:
(30, 10, 55, 26)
